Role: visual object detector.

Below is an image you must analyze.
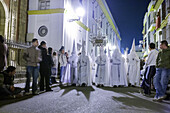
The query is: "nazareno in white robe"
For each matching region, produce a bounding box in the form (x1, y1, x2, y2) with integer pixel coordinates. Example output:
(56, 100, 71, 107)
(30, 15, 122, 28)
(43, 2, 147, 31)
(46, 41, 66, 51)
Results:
(128, 39, 140, 86)
(110, 37, 127, 86)
(107, 47, 112, 86)
(128, 52, 140, 86)
(90, 49, 97, 83)
(67, 54, 78, 84)
(120, 56, 128, 86)
(95, 47, 109, 86)
(77, 55, 91, 86)
(62, 40, 78, 85)
(110, 48, 122, 86)
(77, 43, 91, 86)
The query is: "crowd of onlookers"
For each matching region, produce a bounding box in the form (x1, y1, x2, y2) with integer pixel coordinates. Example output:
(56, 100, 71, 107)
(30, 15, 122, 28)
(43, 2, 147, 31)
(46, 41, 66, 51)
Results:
(140, 41, 170, 101)
(0, 35, 70, 97)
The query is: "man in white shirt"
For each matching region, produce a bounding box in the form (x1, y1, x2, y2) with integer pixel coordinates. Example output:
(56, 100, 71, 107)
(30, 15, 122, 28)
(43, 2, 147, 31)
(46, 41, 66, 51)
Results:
(141, 43, 158, 95)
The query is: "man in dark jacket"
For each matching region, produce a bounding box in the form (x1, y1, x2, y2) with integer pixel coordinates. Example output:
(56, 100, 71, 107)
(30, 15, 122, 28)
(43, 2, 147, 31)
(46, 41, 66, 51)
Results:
(48, 47, 54, 85)
(153, 40, 170, 101)
(39, 41, 52, 92)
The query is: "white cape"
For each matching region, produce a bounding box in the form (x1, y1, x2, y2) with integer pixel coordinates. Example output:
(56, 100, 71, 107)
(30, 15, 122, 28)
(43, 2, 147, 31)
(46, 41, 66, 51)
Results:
(95, 54, 109, 86)
(77, 55, 91, 86)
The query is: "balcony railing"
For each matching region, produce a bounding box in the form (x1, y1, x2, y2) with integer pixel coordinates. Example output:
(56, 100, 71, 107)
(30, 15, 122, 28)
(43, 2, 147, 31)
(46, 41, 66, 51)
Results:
(5, 39, 30, 49)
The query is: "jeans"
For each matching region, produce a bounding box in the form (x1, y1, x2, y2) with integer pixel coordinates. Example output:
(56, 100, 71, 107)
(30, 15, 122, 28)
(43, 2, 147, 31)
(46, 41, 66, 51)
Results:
(60, 66, 66, 82)
(153, 68, 170, 98)
(25, 66, 39, 93)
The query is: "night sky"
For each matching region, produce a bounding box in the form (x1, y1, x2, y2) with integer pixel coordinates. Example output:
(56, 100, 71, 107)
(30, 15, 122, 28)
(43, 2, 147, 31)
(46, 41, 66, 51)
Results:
(105, 0, 151, 50)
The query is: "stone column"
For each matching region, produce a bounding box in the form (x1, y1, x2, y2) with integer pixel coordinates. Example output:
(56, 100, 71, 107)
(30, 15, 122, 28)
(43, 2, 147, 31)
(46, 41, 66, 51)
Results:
(162, 27, 166, 40)
(166, 0, 170, 43)
(166, 25, 170, 43)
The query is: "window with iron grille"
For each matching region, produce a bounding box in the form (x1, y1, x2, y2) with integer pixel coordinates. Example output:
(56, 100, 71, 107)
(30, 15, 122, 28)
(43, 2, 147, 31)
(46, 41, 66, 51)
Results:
(39, 0, 50, 10)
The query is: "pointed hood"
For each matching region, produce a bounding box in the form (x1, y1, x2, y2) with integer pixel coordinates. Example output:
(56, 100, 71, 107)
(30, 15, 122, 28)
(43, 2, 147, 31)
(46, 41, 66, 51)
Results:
(81, 41, 86, 56)
(91, 48, 95, 60)
(113, 36, 120, 53)
(100, 46, 105, 56)
(108, 47, 111, 57)
(125, 48, 128, 57)
(130, 39, 136, 53)
(71, 40, 77, 55)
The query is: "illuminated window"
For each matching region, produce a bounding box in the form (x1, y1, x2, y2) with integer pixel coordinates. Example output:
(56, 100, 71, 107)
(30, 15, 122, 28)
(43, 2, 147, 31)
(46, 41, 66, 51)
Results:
(39, 0, 50, 10)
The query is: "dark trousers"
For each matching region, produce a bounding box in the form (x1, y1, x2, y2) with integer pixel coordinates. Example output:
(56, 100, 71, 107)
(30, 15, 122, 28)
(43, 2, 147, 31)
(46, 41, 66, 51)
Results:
(0, 87, 22, 96)
(141, 66, 156, 94)
(25, 66, 39, 93)
(40, 66, 51, 91)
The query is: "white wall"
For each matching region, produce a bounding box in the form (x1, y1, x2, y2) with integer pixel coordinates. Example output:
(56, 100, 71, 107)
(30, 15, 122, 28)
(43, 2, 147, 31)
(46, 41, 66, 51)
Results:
(28, 13, 64, 51)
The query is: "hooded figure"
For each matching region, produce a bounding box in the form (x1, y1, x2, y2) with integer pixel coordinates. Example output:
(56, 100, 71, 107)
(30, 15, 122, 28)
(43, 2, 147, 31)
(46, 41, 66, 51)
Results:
(120, 48, 128, 87)
(110, 37, 127, 86)
(128, 39, 140, 86)
(77, 41, 91, 86)
(63, 40, 78, 85)
(107, 47, 112, 86)
(89, 48, 96, 84)
(95, 46, 109, 86)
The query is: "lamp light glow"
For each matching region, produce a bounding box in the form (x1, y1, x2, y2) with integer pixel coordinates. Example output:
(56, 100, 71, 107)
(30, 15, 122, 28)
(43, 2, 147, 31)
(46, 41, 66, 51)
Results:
(76, 7, 85, 17)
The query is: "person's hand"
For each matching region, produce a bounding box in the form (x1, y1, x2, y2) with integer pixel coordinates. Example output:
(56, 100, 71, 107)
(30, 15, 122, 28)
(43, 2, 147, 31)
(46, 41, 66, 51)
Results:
(10, 86, 15, 92)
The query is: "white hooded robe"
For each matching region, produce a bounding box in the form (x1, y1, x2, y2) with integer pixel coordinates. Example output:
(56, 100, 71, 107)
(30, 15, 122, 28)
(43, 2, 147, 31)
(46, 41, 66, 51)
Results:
(128, 39, 140, 86)
(95, 46, 109, 86)
(77, 42, 91, 86)
(110, 37, 127, 86)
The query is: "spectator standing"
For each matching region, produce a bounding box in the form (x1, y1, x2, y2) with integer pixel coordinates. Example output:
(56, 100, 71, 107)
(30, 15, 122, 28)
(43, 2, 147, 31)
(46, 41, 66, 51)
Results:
(39, 41, 52, 92)
(153, 40, 170, 101)
(0, 35, 7, 72)
(51, 51, 58, 83)
(141, 43, 158, 95)
(48, 47, 54, 85)
(59, 46, 67, 84)
(23, 39, 41, 95)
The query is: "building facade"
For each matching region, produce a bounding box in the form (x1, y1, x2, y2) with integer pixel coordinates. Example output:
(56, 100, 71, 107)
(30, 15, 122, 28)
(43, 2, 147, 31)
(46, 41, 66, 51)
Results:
(27, 0, 121, 56)
(0, 0, 121, 74)
(142, 0, 170, 54)
(0, 0, 28, 75)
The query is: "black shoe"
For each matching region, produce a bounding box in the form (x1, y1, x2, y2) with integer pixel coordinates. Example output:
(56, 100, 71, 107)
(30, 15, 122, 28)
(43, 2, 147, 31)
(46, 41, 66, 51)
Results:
(81, 83, 86, 87)
(32, 91, 39, 95)
(97, 84, 100, 87)
(71, 83, 76, 86)
(113, 85, 117, 88)
(46, 89, 53, 92)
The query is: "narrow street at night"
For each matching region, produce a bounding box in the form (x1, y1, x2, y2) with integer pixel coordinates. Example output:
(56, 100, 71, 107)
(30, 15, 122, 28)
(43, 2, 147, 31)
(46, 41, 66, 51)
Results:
(0, 86, 170, 113)
(1, 0, 170, 113)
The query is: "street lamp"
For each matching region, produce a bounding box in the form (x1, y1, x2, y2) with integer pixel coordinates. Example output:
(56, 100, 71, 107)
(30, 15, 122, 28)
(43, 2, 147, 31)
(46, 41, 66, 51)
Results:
(76, 7, 85, 17)
(68, 7, 85, 22)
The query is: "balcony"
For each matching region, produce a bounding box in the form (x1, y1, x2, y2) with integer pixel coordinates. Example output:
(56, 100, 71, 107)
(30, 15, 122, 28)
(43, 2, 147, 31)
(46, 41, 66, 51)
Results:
(5, 39, 30, 49)
(147, 0, 156, 16)
(154, 0, 164, 11)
